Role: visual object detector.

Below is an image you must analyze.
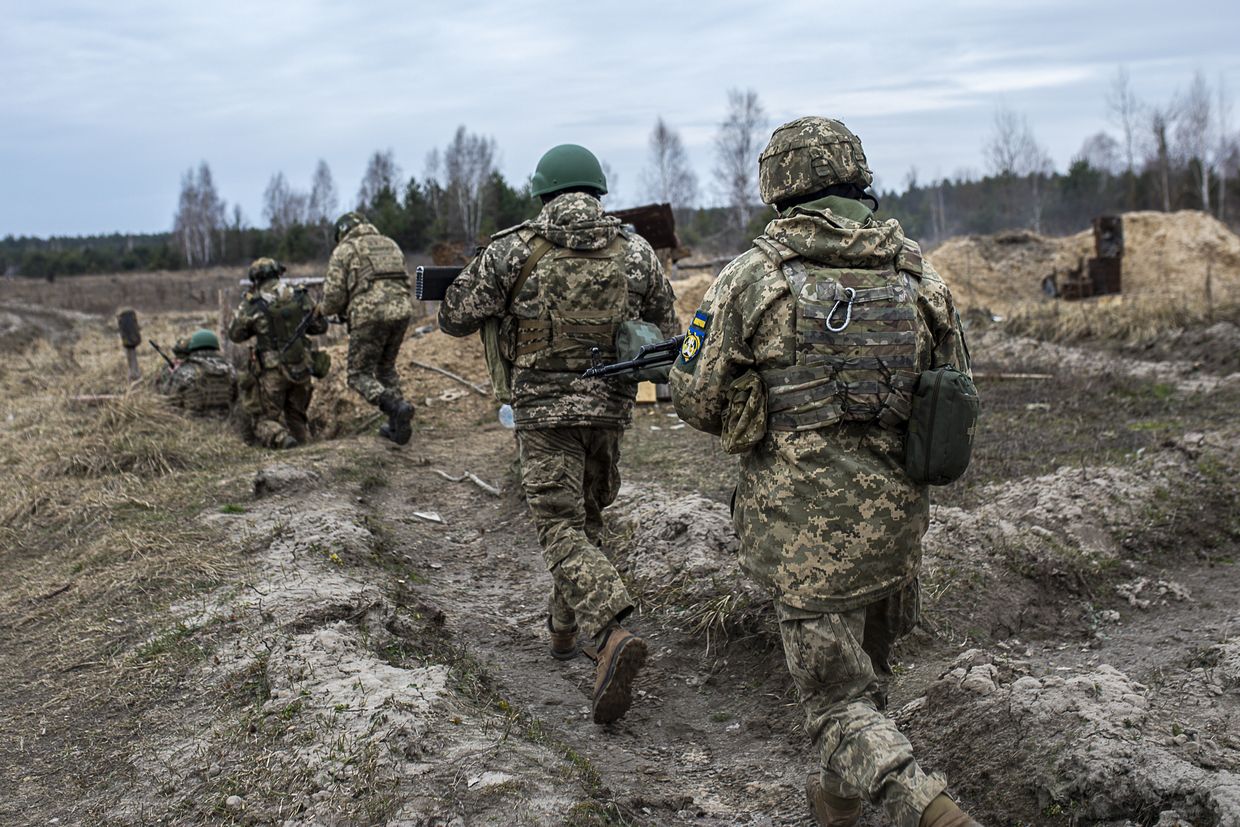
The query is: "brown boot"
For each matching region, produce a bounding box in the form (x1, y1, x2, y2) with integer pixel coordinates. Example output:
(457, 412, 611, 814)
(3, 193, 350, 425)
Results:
(590, 626, 647, 724)
(806, 772, 861, 827)
(920, 795, 983, 827)
(547, 617, 579, 661)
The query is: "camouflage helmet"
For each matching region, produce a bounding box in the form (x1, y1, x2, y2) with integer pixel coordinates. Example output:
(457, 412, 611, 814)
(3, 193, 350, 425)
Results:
(334, 211, 366, 243)
(186, 329, 220, 352)
(247, 257, 286, 283)
(530, 144, 608, 198)
(758, 116, 873, 205)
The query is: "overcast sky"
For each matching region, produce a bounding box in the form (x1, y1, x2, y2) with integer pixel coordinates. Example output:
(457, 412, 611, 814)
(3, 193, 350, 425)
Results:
(3, 0, 1238, 237)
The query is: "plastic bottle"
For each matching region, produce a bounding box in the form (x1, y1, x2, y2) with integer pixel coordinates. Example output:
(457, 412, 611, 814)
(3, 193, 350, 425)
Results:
(498, 404, 515, 429)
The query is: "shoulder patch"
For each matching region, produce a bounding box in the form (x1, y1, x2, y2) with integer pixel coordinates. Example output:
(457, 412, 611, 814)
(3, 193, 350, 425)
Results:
(679, 310, 710, 363)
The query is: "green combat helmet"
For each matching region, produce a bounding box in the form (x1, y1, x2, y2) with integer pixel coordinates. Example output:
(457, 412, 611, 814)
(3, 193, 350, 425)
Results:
(758, 116, 873, 206)
(334, 211, 366, 243)
(530, 144, 608, 198)
(186, 329, 220, 352)
(248, 257, 286, 284)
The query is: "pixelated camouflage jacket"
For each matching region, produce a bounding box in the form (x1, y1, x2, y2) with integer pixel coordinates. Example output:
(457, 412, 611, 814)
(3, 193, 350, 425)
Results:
(228, 278, 328, 377)
(438, 192, 678, 429)
(670, 196, 971, 612)
(158, 350, 237, 413)
(321, 223, 414, 327)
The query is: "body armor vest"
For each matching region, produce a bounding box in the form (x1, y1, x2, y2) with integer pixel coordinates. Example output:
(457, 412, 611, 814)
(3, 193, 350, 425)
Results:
(755, 236, 923, 432)
(352, 234, 408, 293)
(182, 354, 234, 414)
(251, 286, 313, 378)
(511, 235, 628, 372)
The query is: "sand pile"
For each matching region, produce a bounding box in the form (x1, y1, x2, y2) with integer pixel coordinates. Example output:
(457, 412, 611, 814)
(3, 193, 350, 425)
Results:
(672, 272, 715, 325)
(929, 211, 1240, 311)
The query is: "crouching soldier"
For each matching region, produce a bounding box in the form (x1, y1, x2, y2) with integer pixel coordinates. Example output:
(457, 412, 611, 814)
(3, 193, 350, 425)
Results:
(155, 329, 236, 417)
(228, 257, 329, 449)
(321, 211, 415, 444)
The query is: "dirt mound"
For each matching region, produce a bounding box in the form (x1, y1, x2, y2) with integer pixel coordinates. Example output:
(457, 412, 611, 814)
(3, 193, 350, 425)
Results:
(900, 648, 1240, 823)
(0, 300, 93, 352)
(930, 211, 1240, 311)
(673, 272, 715, 326)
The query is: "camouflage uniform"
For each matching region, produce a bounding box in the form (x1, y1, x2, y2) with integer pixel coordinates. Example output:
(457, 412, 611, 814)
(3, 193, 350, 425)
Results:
(321, 222, 414, 407)
(438, 192, 678, 639)
(671, 189, 970, 824)
(228, 277, 328, 447)
(156, 349, 237, 417)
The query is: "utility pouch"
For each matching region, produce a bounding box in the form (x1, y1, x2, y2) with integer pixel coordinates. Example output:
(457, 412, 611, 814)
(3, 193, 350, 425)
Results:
(310, 349, 332, 378)
(481, 317, 513, 404)
(904, 365, 979, 486)
(614, 320, 668, 383)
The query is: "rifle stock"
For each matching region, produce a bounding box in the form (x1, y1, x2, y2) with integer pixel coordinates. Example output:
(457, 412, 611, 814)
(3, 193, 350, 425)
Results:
(149, 340, 175, 369)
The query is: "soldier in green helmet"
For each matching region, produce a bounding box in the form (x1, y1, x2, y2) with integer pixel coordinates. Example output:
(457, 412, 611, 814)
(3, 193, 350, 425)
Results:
(228, 257, 329, 449)
(154, 328, 237, 417)
(671, 118, 980, 827)
(321, 211, 416, 444)
(438, 144, 678, 724)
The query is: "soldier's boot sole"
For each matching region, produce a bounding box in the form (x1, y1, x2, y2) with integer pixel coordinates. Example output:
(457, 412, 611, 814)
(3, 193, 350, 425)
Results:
(592, 634, 646, 724)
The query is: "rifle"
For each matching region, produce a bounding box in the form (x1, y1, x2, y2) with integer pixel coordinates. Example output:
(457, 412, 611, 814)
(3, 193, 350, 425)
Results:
(149, 340, 176, 369)
(415, 266, 465, 301)
(583, 335, 685, 379)
(280, 309, 324, 355)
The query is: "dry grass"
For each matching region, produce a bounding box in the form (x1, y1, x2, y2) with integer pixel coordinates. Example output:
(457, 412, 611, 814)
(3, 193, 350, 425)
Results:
(1003, 293, 1240, 343)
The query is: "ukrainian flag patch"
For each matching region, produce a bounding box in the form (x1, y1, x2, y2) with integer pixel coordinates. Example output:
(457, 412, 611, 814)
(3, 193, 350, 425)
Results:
(680, 310, 709, 363)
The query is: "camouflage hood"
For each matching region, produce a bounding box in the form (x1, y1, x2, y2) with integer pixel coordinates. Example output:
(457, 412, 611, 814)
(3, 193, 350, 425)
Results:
(762, 195, 905, 269)
(341, 222, 381, 243)
(529, 192, 620, 251)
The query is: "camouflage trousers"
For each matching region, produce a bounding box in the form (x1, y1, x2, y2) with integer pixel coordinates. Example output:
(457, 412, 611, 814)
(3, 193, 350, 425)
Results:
(240, 369, 312, 447)
(347, 317, 410, 405)
(776, 584, 946, 827)
(516, 427, 632, 640)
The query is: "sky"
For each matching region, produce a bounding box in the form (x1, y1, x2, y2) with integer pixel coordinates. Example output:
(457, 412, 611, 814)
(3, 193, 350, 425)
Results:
(2, 0, 1238, 238)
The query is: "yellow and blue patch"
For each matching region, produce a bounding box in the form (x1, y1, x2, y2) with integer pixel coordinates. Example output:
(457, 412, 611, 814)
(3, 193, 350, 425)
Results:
(680, 310, 709, 363)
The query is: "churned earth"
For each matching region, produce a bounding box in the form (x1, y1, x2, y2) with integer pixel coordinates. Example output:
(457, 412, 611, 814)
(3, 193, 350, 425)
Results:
(0, 302, 1238, 826)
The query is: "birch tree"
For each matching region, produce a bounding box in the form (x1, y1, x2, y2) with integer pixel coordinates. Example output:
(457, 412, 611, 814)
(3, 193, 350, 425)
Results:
(1106, 66, 1141, 206)
(443, 126, 497, 243)
(357, 150, 401, 210)
(1175, 71, 1213, 212)
(714, 89, 766, 244)
(172, 161, 227, 267)
(642, 117, 698, 210)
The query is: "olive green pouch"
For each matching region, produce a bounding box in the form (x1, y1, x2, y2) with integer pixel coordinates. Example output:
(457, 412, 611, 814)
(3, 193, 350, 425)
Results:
(481, 318, 513, 404)
(310, 349, 332, 379)
(614, 320, 670, 383)
(904, 365, 979, 486)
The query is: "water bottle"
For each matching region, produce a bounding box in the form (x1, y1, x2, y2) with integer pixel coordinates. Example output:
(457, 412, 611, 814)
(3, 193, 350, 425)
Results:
(497, 404, 515, 429)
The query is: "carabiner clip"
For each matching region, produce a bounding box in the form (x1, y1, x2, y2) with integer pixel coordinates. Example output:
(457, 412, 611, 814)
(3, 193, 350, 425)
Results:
(825, 287, 856, 333)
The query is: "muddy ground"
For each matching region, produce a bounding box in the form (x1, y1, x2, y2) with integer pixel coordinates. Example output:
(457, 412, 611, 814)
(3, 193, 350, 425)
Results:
(1, 302, 1238, 827)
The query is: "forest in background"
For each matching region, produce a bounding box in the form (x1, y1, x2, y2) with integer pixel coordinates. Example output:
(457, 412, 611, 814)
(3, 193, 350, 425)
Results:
(4, 69, 1238, 279)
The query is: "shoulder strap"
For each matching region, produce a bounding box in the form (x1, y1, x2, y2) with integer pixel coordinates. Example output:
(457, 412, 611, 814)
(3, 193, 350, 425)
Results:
(509, 236, 555, 304)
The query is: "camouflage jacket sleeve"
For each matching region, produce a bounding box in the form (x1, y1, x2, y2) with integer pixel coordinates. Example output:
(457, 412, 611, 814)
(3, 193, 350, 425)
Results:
(670, 253, 778, 435)
(634, 242, 679, 338)
(227, 297, 259, 343)
(437, 236, 523, 338)
(917, 257, 971, 376)
(319, 243, 352, 319)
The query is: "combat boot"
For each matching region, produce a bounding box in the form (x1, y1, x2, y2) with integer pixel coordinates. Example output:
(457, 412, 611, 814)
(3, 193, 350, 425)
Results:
(547, 617, 579, 661)
(588, 625, 647, 724)
(920, 795, 984, 827)
(805, 772, 861, 827)
(378, 392, 414, 445)
(279, 434, 300, 450)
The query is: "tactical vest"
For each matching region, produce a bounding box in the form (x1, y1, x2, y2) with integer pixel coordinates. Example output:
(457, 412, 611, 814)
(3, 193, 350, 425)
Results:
(351, 234, 408, 293)
(511, 234, 629, 372)
(251, 286, 313, 377)
(181, 354, 234, 414)
(755, 235, 924, 432)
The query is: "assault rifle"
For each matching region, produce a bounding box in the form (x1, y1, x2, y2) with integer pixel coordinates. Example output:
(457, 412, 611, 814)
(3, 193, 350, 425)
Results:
(583, 335, 685, 379)
(280, 309, 325, 355)
(415, 266, 465, 301)
(149, 340, 176, 369)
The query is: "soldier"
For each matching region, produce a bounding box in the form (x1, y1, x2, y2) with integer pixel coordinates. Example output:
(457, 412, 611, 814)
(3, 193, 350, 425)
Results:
(154, 328, 236, 417)
(670, 118, 981, 827)
(228, 257, 329, 449)
(321, 211, 416, 444)
(438, 144, 678, 724)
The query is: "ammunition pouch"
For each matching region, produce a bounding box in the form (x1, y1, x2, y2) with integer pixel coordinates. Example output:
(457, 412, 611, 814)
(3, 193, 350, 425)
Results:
(903, 364, 979, 486)
(613, 320, 670, 383)
(311, 349, 332, 379)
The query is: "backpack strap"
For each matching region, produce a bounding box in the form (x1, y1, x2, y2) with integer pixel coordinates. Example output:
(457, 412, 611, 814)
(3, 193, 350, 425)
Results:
(509, 236, 555, 304)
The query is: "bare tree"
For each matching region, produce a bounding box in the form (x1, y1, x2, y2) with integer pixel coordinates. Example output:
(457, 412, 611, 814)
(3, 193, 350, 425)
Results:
(1106, 66, 1141, 206)
(172, 161, 227, 267)
(357, 149, 401, 209)
(1175, 71, 1213, 212)
(714, 88, 766, 244)
(1077, 132, 1123, 175)
(262, 172, 310, 232)
(642, 117, 698, 210)
(984, 107, 1054, 231)
(1217, 76, 1233, 221)
(308, 159, 338, 225)
(1147, 105, 1177, 212)
(442, 126, 497, 243)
